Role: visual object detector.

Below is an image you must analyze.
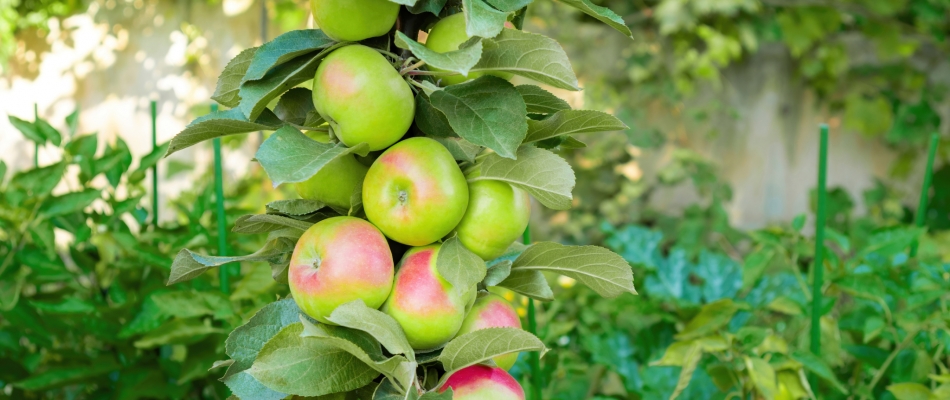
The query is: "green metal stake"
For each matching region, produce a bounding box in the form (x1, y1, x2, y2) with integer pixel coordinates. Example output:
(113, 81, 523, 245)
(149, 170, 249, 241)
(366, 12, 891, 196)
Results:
(909, 133, 940, 258)
(523, 227, 542, 400)
(811, 124, 829, 356)
(151, 101, 159, 227)
(212, 104, 231, 294)
(33, 103, 39, 167)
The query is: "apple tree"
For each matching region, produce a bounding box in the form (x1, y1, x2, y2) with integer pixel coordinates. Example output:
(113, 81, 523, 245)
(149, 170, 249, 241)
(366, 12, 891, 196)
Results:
(165, 0, 637, 398)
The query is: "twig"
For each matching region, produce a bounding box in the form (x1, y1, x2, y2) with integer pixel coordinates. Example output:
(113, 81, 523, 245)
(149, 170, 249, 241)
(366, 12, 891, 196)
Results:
(868, 328, 920, 391)
(400, 60, 427, 76)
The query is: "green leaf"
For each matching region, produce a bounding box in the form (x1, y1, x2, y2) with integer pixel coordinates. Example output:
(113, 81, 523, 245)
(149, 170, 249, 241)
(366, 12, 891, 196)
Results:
(744, 356, 777, 399)
(248, 323, 379, 396)
(233, 214, 315, 234)
(790, 350, 849, 394)
(431, 137, 482, 162)
(131, 142, 169, 183)
(415, 93, 455, 138)
(669, 344, 702, 400)
(325, 300, 416, 360)
(484, 0, 532, 12)
(300, 317, 416, 392)
(0, 160, 6, 184)
(29, 297, 96, 314)
(239, 44, 344, 120)
(274, 87, 322, 128)
(222, 370, 287, 400)
(675, 299, 742, 340)
(472, 29, 579, 91)
(213, 47, 258, 107)
(133, 318, 222, 348)
(374, 379, 419, 400)
(469, 146, 575, 209)
(35, 118, 62, 146)
(166, 238, 296, 285)
(437, 235, 487, 297)
(420, 390, 453, 399)
(887, 383, 936, 400)
(225, 298, 302, 376)
(408, 0, 447, 15)
(166, 108, 282, 157)
(483, 260, 511, 286)
(65, 108, 79, 136)
(12, 161, 65, 196)
(244, 29, 335, 82)
(510, 241, 635, 297)
(524, 110, 627, 143)
(255, 125, 370, 187)
(742, 247, 774, 290)
(516, 85, 571, 114)
(103, 137, 132, 187)
(9, 115, 44, 143)
(497, 269, 553, 301)
(555, 0, 633, 38)
(429, 76, 527, 159)
(266, 199, 327, 216)
(151, 290, 234, 320)
(463, 0, 510, 38)
(39, 189, 100, 217)
(438, 327, 545, 373)
(396, 31, 483, 77)
(14, 361, 119, 391)
(0, 267, 30, 311)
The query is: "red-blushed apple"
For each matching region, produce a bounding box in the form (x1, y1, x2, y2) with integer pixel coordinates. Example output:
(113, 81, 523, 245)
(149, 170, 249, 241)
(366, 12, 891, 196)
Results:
(424, 13, 514, 86)
(383, 244, 471, 350)
(362, 137, 469, 246)
(294, 131, 368, 210)
(310, 0, 398, 42)
(454, 293, 523, 370)
(439, 365, 526, 399)
(289, 216, 394, 324)
(312, 45, 414, 151)
(454, 180, 531, 260)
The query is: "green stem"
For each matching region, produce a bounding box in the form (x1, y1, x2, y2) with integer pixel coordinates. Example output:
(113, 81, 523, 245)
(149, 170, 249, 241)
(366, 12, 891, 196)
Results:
(523, 226, 542, 400)
(810, 124, 829, 388)
(34, 103, 39, 167)
(211, 104, 231, 294)
(400, 60, 427, 76)
(151, 100, 159, 227)
(868, 329, 919, 392)
(909, 133, 939, 257)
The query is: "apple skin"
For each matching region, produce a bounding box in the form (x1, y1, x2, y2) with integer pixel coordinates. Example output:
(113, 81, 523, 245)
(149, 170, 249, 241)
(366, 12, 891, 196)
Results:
(383, 244, 470, 350)
(310, 0, 398, 42)
(312, 45, 414, 151)
(424, 13, 514, 86)
(439, 365, 526, 399)
(294, 132, 368, 209)
(362, 137, 469, 246)
(288, 216, 394, 324)
(454, 180, 530, 260)
(454, 293, 523, 370)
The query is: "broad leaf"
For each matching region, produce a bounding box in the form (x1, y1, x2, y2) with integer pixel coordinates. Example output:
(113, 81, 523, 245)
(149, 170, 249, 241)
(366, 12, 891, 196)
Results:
(483, 260, 512, 286)
(887, 383, 935, 400)
(166, 108, 281, 157)
(14, 361, 119, 391)
(35, 118, 62, 146)
(11, 162, 66, 196)
(232, 214, 314, 234)
(431, 136, 482, 162)
(248, 323, 378, 396)
(556, 0, 633, 38)
(439, 327, 546, 373)
(374, 379, 419, 400)
(469, 146, 575, 209)
(274, 87, 321, 128)
(255, 125, 371, 187)
(744, 356, 777, 399)
(224, 299, 302, 376)
(429, 76, 527, 159)
(151, 290, 234, 320)
(497, 269, 553, 301)
(790, 350, 849, 394)
(212, 47, 258, 107)
(675, 299, 742, 341)
(670, 344, 702, 400)
(437, 235, 487, 297)
(238, 43, 344, 120)
(266, 199, 327, 216)
(222, 370, 287, 400)
(325, 300, 416, 360)
(133, 318, 222, 348)
(472, 29, 579, 91)
(463, 0, 510, 38)
(9, 115, 43, 143)
(415, 93, 455, 138)
(396, 31, 483, 77)
(166, 238, 295, 285)
(516, 85, 571, 114)
(524, 110, 627, 143)
(408, 0, 447, 14)
(485, 0, 532, 12)
(244, 29, 334, 82)
(39, 189, 101, 217)
(510, 241, 635, 297)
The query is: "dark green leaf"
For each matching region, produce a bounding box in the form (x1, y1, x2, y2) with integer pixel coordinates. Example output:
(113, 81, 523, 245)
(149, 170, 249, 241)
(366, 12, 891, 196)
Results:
(429, 76, 527, 159)
(166, 108, 282, 157)
(39, 189, 100, 217)
(133, 318, 222, 348)
(266, 199, 327, 216)
(472, 29, 579, 90)
(255, 125, 370, 187)
(151, 290, 234, 319)
(510, 241, 635, 297)
(223, 371, 287, 400)
(233, 214, 315, 234)
(396, 31, 483, 76)
(65, 133, 98, 159)
(415, 93, 455, 138)
(213, 47, 258, 107)
(12, 161, 66, 196)
(9, 115, 43, 143)
(166, 238, 296, 285)
(470, 146, 575, 209)
(35, 118, 62, 146)
(439, 327, 545, 373)
(524, 110, 627, 143)
(485, 0, 532, 12)
(516, 85, 571, 114)
(29, 298, 96, 314)
(226, 298, 302, 376)
(790, 350, 849, 394)
(437, 235, 487, 297)
(497, 269, 553, 301)
(555, 0, 632, 38)
(244, 29, 335, 82)
(326, 300, 416, 360)
(274, 87, 320, 128)
(408, 0, 447, 14)
(14, 361, 119, 391)
(463, 0, 510, 38)
(239, 44, 344, 120)
(431, 137, 482, 162)
(483, 260, 512, 286)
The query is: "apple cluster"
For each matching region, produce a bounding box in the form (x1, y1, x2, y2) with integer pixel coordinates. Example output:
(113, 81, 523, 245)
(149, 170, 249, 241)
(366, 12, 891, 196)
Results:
(290, 1, 531, 398)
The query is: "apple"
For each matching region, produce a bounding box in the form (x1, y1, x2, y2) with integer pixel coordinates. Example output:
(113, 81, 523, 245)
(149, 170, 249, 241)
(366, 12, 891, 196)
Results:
(424, 13, 514, 86)
(383, 244, 471, 350)
(312, 45, 414, 151)
(362, 137, 469, 246)
(439, 365, 525, 399)
(454, 180, 530, 260)
(454, 293, 523, 370)
(294, 132, 368, 210)
(288, 216, 394, 324)
(310, 0, 398, 42)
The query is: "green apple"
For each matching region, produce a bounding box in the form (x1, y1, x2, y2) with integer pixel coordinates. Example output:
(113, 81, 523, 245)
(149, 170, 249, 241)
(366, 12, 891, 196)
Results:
(424, 13, 514, 86)
(310, 0, 398, 42)
(454, 180, 530, 260)
(362, 137, 469, 246)
(312, 45, 414, 151)
(454, 293, 523, 370)
(289, 216, 394, 324)
(384, 244, 471, 350)
(439, 365, 525, 399)
(294, 132, 368, 209)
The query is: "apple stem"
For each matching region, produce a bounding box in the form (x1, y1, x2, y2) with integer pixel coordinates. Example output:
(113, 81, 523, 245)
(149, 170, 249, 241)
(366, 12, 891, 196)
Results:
(374, 48, 402, 61)
(400, 60, 427, 76)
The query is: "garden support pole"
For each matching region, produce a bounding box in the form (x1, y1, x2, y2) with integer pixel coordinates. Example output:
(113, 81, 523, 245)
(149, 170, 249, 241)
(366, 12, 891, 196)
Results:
(34, 103, 39, 167)
(811, 124, 829, 356)
(909, 133, 939, 257)
(524, 226, 542, 400)
(212, 104, 231, 294)
(151, 101, 159, 227)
